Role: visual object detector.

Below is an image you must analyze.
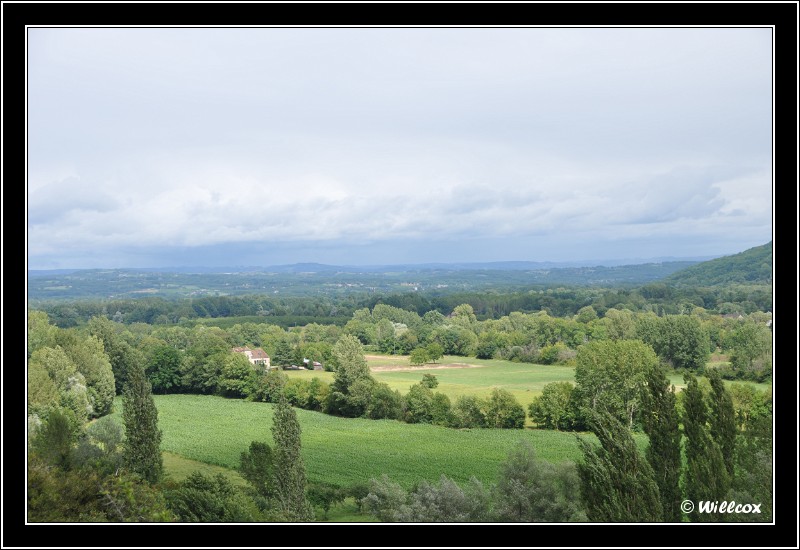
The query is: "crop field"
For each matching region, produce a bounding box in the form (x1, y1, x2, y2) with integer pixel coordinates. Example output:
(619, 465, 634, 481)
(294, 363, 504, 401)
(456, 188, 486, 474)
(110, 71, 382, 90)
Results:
(127, 394, 648, 490)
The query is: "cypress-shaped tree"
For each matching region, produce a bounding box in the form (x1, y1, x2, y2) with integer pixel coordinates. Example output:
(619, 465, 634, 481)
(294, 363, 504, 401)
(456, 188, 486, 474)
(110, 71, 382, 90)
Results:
(707, 369, 737, 479)
(122, 360, 163, 484)
(271, 395, 314, 521)
(641, 363, 682, 522)
(682, 373, 729, 521)
(576, 409, 663, 522)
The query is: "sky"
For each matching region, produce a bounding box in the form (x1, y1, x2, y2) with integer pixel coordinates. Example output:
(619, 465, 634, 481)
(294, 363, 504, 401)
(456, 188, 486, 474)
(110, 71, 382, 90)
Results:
(26, 27, 773, 270)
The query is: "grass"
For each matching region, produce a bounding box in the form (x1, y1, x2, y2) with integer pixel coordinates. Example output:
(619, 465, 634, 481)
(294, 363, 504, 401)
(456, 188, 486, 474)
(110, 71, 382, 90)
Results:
(123, 394, 643, 491)
(162, 451, 248, 487)
(141, 354, 769, 500)
(285, 354, 771, 409)
(287, 354, 575, 414)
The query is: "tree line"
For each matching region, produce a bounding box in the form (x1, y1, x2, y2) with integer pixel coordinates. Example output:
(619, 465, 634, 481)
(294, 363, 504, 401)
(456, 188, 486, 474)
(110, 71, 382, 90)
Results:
(31, 276, 771, 330)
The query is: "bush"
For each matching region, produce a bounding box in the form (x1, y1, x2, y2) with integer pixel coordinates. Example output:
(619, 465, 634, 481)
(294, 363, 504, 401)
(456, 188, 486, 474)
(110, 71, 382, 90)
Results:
(528, 382, 581, 430)
(450, 395, 487, 428)
(485, 389, 525, 429)
(366, 383, 403, 420)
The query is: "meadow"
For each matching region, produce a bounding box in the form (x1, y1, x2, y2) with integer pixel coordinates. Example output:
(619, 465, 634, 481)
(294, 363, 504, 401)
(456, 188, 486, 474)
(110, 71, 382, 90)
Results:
(128, 394, 641, 490)
(285, 354, 575, 413)
(285, 354, 771, 414)
(116, 354, 768, 504)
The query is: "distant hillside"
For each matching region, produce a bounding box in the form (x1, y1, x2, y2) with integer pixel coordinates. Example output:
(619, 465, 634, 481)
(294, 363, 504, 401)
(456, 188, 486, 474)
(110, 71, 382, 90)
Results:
(665, 242, 772, 287)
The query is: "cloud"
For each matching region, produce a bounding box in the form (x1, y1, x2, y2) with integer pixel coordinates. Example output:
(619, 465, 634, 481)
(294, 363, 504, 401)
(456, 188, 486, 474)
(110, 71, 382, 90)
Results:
(26, 28, 773, 269)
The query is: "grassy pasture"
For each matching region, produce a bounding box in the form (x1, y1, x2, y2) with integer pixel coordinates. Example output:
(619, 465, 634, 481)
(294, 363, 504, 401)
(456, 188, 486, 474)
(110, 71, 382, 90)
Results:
(287, 355, 576, 413)
(131, 394, 639, 490)
(284, 354, 771, 410)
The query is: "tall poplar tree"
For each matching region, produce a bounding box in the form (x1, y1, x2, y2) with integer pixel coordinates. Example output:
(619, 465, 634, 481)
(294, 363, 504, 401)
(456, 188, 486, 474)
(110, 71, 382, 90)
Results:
(123, 361, 163, 484)
(577, 409, 663, 522)
(641, 363, 682, 522)
(271, 395, 314, 521)
(707, 369, 737, 478)
(682, 373, 729, 521)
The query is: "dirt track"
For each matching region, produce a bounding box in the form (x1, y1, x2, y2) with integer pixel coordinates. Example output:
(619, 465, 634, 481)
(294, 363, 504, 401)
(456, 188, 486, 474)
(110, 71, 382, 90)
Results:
(369, 362, 484, 372)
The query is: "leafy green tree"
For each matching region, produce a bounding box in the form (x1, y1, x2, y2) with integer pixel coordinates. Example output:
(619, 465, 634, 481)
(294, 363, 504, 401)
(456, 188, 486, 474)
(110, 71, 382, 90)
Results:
(682, 373, 729, 521)
(361, 474, 410, 522)
(31, 408, 78, 470)
(728, 320, 772, 375)
(637, 315, 709, 371)
(492, 442, 586, 522)
(145, 343, 183, 394)
(362, 473, 490, 522)
(307, 482, 344, 520)
(166, 472, 259, 522)
(485, 388, 525, 429)
(602, 308, 636, 341)
(217, 353, 259, 398)
(239, 441, 276, 501)
(577, 410, 663, 522)
(430, 392, 453, 426)
(660, 315, 710, 370)
(475, 332, 500, 360)
(28, 455, 174, 522)
(366, 383, 403, 420)
(122, 362, 163, 484)
(28, 347, 91, 425)
(346, 377, 377, 417)
(420, 373, 439, 389)
(727, 383, 771, 429)
(331, 334, 369, 376)
(271, 395, 314, 521)
(572, 339, 657, 429)
(63, 335, 116, 417)
(450, 395, 487, 428)
(27, 310, 57, 357)
(640, 363, 682, 522)
(403, 383, 434, 424)
(27, 361, 60, 417)
(72, 415, 125, 475)
(451, 303, 477, 327)
(88, 315, 139, 394)
(305, 377, 331, 411)
(730, 404, 772, 522)
(575, 305, 598, 324)
(272, 339, 296, 368)
(425, 342, 444, 363)
(178, 327, 231, 394)
(528, 382, 579, 430)
(327, 335, 374, 417)
(707, 369, 737, 479)
(409, 347, 429, 366)
(407, 475, 490, 522)
(249, 368, 288, 403)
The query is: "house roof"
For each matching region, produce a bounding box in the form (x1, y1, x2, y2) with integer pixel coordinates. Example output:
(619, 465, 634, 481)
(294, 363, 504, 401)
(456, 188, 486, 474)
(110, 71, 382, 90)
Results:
(249, 348, 270, 359)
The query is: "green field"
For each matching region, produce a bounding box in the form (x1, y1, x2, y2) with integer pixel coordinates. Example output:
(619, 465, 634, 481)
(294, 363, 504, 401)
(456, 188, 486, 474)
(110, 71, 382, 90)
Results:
(126, 355, 769, 499)
(284, 354, 771, 413)
(286, 354, 575, 413)
(128, 394, 640, 490)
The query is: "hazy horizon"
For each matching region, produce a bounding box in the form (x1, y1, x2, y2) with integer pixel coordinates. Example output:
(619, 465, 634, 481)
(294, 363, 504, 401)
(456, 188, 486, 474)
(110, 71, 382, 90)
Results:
(27, 27, 773, 270)
(28, 251, 736, 273)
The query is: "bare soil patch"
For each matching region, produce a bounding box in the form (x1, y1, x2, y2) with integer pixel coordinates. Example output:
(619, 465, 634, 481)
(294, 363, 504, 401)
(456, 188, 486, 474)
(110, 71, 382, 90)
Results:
(370, 362, 485, 372)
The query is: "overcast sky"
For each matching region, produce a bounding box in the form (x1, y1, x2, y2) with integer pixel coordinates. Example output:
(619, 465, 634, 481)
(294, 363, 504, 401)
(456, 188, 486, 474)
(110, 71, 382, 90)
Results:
(27, 27, 773, 269)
